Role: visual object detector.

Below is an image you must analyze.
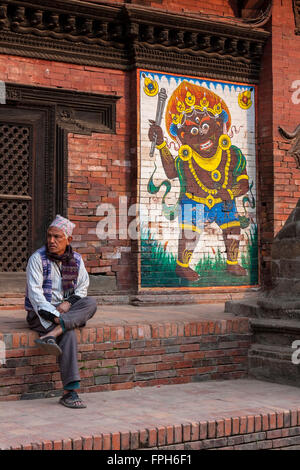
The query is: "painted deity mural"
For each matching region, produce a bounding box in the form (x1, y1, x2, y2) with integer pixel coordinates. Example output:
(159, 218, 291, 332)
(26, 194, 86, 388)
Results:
(138, 70, 258, 288)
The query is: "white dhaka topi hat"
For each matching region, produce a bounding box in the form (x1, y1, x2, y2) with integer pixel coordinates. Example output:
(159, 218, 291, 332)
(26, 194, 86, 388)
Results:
(49, 214, 76, 238)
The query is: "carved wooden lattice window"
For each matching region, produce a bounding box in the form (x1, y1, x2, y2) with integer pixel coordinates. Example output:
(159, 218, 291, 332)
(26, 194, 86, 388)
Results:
(294, 0, 300, 34)
(0, 123, 31, 271)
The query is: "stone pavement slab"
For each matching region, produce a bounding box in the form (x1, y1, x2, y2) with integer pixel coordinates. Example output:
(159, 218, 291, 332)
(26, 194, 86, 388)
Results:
(1, 378, 300, 450)
(0, 303, 232, 333)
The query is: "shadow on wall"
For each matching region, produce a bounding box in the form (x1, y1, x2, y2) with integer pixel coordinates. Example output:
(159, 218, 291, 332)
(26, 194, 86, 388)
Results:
(0, 272, 117, 295)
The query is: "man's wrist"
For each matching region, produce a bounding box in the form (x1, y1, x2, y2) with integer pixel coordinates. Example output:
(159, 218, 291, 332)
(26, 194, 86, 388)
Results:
(66, 295, 81, 306)
(38, 309, 60, 323)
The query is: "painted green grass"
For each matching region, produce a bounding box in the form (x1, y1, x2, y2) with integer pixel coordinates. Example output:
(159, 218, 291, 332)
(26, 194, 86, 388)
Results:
(140, 225, 258, 288)
(141, 227, 178, 287)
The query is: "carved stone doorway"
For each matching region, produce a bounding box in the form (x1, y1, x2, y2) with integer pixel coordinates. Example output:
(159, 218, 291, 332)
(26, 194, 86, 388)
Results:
(0, 83, 118, 293)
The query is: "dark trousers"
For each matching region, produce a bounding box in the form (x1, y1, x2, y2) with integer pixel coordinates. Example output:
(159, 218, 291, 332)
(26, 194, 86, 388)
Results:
(26, 297, 97, 388)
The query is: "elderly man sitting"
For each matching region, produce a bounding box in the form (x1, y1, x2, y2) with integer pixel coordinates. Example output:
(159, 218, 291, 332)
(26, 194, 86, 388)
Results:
(25, 215, 97, 409)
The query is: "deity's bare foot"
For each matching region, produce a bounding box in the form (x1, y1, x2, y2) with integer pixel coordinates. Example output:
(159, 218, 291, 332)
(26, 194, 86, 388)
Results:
(226, 264, 247, 276)
(175, 265, 199, 281)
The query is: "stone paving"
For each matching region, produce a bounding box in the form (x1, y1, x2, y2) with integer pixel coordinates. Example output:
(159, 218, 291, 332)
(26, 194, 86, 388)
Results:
(1, 378, 300, 449)
(0, 302, 231, 332)
(1, 302, 300, 450)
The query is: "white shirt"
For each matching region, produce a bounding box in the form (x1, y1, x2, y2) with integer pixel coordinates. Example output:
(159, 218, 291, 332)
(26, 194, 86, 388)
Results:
(26, 249, 89, 329)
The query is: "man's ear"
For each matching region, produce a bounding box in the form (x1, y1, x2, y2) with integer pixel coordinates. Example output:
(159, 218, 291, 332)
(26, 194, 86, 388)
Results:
(67, 236, 73, 245)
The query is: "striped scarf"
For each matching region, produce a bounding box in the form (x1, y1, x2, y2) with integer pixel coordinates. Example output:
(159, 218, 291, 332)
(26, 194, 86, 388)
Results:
(46, 244, 79, 297)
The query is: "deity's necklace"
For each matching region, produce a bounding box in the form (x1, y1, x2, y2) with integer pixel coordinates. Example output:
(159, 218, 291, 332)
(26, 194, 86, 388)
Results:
(178, 135, 231, 194)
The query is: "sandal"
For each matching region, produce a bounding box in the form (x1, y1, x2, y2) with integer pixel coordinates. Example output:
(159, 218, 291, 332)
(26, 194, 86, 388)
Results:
(35, 336, 62, 357)
(59, 391, 87, 409)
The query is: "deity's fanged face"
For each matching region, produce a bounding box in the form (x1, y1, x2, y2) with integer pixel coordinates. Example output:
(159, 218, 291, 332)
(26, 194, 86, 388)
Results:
(178, 111, 224, 159)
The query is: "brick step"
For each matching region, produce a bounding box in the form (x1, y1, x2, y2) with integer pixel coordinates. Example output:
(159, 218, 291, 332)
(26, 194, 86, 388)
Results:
(0, 296, 24, 308)
(249, 343, 292, 361)
(0, 304, 251, 400)
(0, 294, 132, 309)
(1, 378, 300, 450)
(0, 290, 258, 308)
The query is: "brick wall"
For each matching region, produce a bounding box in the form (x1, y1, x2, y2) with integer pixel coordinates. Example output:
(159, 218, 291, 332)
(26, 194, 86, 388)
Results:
(272, 0, 300, 234)
(0, 317, 250, 400)
(1, 1, 298, 292)
(257, 0, 300, 287)
(0, 55, 134, 290)
(257, 23, 273, 287)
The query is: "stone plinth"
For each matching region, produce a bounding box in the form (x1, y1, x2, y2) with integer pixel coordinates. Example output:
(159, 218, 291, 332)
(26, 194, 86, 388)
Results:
(225, 199, 300, 387)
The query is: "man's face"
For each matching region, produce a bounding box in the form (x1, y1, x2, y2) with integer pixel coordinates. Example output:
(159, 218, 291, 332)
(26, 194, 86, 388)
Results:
(179, 112, 223, 158)
(47, 226, 71, 256)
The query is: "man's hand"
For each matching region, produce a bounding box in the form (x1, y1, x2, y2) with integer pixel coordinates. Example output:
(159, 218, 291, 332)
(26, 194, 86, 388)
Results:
(56, 301, 71, 314)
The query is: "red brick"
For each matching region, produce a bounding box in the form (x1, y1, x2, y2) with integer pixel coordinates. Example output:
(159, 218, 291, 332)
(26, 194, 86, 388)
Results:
(120, 432, 130, 450)
(267, 429, 282, 439)
(262, 414, 269, 431)
(208, 421, 216, 439)
(111, 432, 120, 450)
(224, 418, 232, 436)
(53, 440, 63, 450)
(232, 417, 240, 435)
(199, 421, 208, 440)
(182, 424, 191, 442)
(190, 422, 199, 441)
(166, 426, 174, 445)
(148, 428, 157, 447)
(255, 415, 262, 432)
(216, 419, 225, 437)
(93, 435, 103, 450)
(72, 437, 83, 450)
(157, 426, 166, 446)
(269, 412, 277, 430)
(82, 436, 93, 450)
(247, 415, 255, 434)
(283, 411, 291, 427)
(276, 412, 284, 428)
(21, 444, 32, 450)
(31, 442, 42, 450)
(62, 439, 72, 450)
(297, 410, 300, 426)
(6, 349, 25, 358)
(139, 429, 148, 448)
(174, 424, 182, 443)
(20, 334, 28, 347)
(102, 433, 111, 450)
(42, 440, 53, 450)
(177, 324, 184, 337)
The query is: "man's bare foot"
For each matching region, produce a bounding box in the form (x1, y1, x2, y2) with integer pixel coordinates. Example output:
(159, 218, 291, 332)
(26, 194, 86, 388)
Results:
(40, 324, 63, 340)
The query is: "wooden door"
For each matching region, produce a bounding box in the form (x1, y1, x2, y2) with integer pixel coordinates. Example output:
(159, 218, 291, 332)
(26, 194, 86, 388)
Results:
(0, 107, 49, 271)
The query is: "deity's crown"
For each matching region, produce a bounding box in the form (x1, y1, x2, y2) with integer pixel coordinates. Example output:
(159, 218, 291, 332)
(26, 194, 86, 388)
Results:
(165, 81, 231, 140)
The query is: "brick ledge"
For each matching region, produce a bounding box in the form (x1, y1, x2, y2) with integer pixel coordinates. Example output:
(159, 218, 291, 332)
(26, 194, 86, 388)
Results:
(3, 409, 300, 450)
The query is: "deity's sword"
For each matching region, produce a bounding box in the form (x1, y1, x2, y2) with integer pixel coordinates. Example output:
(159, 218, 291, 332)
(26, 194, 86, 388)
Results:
(149, 88, 168, 158)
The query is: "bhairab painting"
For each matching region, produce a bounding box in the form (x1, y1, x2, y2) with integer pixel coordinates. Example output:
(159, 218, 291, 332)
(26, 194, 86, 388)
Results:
(138, 70, 258, 288)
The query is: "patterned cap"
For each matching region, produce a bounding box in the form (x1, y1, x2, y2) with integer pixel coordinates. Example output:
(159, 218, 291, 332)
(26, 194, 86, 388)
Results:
(49, 214, 76, 238)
